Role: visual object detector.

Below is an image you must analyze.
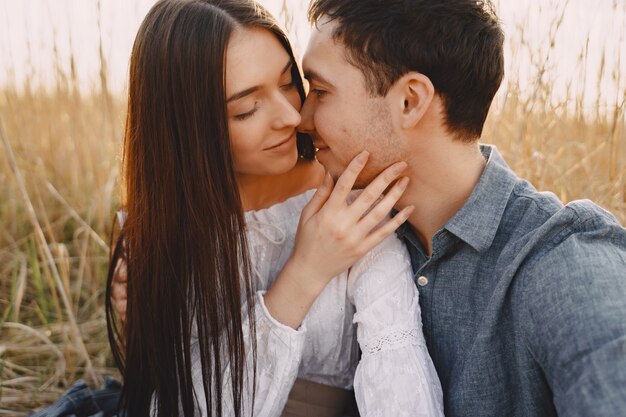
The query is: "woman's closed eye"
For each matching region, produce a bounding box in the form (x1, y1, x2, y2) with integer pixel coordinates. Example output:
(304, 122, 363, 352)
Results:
(233, 104, 259, 121)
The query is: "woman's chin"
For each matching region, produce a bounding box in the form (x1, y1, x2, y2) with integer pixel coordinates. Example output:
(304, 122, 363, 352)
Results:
(254, 149, 298, 177)
(268, 146, 299, 175)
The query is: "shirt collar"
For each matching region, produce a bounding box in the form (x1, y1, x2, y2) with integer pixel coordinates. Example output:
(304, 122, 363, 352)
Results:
(443, 144, 518, 252)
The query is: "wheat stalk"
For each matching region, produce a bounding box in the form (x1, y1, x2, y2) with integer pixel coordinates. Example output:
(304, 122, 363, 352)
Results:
(0, 117, 98, 384)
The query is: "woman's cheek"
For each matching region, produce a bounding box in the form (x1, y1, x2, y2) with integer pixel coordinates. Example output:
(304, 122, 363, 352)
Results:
(228, 125, 249, 169)
(234, 121, 265, 161)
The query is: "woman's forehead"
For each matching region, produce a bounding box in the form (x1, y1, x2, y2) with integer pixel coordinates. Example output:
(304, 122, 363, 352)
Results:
(225, 27, 291, 95)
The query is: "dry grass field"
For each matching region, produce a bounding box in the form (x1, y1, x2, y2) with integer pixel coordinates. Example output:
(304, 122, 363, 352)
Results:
(1, 1, 625, 415)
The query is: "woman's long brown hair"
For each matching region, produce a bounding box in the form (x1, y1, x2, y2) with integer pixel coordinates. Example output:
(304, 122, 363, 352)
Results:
(105, 1, 312, 416)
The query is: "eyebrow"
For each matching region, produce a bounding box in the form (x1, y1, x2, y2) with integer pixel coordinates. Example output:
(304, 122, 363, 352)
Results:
(303, 69, 335, 88)
(226, 60, 293, 103)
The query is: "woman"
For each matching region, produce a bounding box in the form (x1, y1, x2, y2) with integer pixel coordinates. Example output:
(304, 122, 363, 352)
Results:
(107, 0, 443, 416)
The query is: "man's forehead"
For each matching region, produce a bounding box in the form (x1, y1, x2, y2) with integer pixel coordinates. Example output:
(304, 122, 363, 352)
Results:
(302, 20, 342, 74)
(306, 17, 337, 51)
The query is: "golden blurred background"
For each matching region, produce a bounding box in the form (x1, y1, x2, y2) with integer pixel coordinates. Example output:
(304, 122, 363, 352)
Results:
(0, 0, 624, 414)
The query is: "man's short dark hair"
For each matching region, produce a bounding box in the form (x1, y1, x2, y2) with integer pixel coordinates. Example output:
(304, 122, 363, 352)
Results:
(308, 0, 505, 141)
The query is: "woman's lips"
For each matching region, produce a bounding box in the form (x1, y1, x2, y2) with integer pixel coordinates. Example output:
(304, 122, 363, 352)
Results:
(265, 132, 296, 150)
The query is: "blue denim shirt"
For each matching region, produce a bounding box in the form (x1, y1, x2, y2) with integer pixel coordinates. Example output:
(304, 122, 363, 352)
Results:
(396, 145, 626, 417)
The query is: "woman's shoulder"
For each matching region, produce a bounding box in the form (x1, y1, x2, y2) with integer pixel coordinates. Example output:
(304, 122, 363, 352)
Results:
(244, 160, 324, 223)
(244, 188, 316, 223)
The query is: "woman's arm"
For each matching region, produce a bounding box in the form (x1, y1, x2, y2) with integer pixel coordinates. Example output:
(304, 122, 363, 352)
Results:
(264, 151, 414, 329)
(111, 151, 412, 329)
(189, 292, 306, 417)
(110, 151, 414, 415)
(347, 234, 444, 417)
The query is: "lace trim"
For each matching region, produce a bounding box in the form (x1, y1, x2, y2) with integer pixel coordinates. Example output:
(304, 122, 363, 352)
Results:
(362, 328, 423, 356)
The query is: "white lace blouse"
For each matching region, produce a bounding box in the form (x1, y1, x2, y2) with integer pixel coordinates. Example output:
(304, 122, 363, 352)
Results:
(189, 190, 443, 417)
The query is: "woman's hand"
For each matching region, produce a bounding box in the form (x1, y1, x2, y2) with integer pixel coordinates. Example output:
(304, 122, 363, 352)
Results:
(292, 150, 413, 284)
(264, 151, 413, 328)
(110, 256, 128, 324)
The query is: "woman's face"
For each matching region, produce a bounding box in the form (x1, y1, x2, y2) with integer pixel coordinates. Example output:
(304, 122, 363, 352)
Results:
(225, 27, 302, 177)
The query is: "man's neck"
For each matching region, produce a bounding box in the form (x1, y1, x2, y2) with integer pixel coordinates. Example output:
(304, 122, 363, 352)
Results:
(398, 140, 486, 255)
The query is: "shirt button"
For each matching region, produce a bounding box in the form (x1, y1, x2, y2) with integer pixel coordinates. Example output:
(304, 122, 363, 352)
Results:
(417, 276, 429, 286)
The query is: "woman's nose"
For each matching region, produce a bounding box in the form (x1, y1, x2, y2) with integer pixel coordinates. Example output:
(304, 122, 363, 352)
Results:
(272, 92, 302, 130)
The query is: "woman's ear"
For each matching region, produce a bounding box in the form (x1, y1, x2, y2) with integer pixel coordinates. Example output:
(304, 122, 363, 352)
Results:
(393, 72, 435, 130)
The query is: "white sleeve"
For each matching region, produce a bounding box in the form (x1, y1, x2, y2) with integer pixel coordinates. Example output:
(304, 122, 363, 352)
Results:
(347, 235, 444, 417)
(191, 292, 306, 417)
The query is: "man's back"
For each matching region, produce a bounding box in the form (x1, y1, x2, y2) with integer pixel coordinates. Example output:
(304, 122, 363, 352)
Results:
(398, 145, 626, 416)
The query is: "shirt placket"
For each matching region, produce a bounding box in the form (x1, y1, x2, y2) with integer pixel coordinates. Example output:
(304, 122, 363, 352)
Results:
(412, 230, 457, 355)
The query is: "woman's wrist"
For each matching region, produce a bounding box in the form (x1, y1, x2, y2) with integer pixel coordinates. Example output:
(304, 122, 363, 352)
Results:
(283, 257, 330, 295)
(263, 259, 329, 329)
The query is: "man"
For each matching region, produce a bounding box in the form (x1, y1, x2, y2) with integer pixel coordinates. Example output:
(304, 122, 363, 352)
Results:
(299, 0, 626, 415)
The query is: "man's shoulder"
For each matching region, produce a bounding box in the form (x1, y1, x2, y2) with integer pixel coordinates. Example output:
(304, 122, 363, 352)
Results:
(495, 182, 626, 295)
(505, 179, 563, 221)
(523, 197, 624, 256)
(504, 179, 624, 250)
(508, 195, 626, 302)
(504, 201, 626, 411)
(562, 198, 623, 226)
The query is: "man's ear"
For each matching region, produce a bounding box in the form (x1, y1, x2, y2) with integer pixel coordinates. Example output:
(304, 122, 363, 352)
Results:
(392, 72, 435, 130)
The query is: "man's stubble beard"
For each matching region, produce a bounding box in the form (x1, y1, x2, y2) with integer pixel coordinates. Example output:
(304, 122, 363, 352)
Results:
(352, 103, 404, 190)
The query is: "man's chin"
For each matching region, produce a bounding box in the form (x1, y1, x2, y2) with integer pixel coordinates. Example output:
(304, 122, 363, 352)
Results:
(315, 154, 371, 190)
(329, 170, 369, 190)
(314, 152, 335, 175)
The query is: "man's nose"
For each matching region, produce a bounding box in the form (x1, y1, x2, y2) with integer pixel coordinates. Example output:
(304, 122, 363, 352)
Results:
(298, 95, 315, 134)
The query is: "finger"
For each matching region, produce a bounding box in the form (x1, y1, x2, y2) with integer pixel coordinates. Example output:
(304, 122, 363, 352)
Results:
(114, 298, 127, 320)
(114, 297, 127, 312)
(300, 172, 334, 223)
(111, 282, 127, 300)
(362, 205, 415, 248)
(358, 176, 410, 232)
(113, 260, 127, 284)
(325, 151, 369, 208)
(348, 161, 408, 219)
(111, 290, 128, 313)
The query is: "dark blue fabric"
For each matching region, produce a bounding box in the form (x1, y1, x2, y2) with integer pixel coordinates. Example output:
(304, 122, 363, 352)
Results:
(397, 145, 626, 417)
(30, 377, 123, 417)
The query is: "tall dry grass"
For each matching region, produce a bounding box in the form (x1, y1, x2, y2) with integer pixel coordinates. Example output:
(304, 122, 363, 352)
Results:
(1, 86, 124, 411)
(1, 8, 124, 410)
(0, 1, 625, 415)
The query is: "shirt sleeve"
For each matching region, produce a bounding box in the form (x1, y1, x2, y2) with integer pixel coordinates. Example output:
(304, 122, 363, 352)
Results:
(190, 292, 306, 417)
(347, 234, 444, 417)
(520, 210, 626, 417)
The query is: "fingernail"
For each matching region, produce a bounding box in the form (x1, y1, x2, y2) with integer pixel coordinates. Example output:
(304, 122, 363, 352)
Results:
(393, 161, 408, 174)
(398, 176, 410, 188)
(357, 151, 370, 164)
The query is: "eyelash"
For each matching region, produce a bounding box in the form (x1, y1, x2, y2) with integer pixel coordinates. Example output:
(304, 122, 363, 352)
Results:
(233, 78, 295, 121)
(234, 104, 258, 121)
